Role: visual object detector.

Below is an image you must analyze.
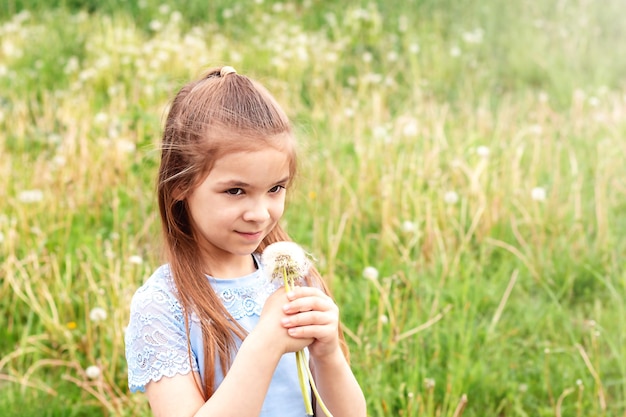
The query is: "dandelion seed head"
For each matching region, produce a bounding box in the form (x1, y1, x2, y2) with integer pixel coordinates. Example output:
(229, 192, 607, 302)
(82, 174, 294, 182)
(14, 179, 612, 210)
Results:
(424, 378, 436, 389)
(261, 241, 310, 285)
(476, 145, 490, 158)
(379, 314, 389, 324)
(362, 266, 379, 281)
(89, 307, 107, 322)
(444, 190, 459, 205)
(531, 187, 546, 201)
(128, 255, 143, 265)
(85, 365, 101, 379)
(401, 220, 417, 234)
(402, 120, 419, 137)
(18, 189, 44, 204)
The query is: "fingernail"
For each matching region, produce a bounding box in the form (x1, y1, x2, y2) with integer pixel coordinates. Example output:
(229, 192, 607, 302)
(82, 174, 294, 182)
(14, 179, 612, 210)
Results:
(281, 318, 291, 326)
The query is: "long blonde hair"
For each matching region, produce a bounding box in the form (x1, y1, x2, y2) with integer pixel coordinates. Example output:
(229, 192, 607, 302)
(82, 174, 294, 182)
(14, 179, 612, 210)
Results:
(157, 67, 347, 399)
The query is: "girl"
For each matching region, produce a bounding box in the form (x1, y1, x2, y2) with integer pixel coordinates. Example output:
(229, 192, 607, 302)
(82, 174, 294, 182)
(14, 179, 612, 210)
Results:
(124, 66, 366, 417)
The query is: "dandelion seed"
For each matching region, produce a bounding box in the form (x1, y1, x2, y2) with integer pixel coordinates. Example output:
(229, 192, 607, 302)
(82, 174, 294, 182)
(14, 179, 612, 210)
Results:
(398, 16, 408, 33)
(116, 139, 136, 153)
(261, 241, 310, 286)
(85, 365, 101, 379)
(588, 96, 600, 107)
(149, 20, 163, 31)
(529, 124, 543, 135)
(444, 191, 459, 205)
(89, 307, 107, 322)
(462, 28, 484, 44)
(402, 120, 419, 137)
(158, 4, 170, 14)
(424, 378, 436, 389)
(362, 266, 379, 281)
(387, 51, 398, 62)
(409, 43, 420, 54)
(18, 189, 43, 203)
(362, 52, 373, 64)
(450, 46, 461, 57)
(476, 145, 490, 158)
(128, 255, 143, 265)
(344, 107, 355, 118)
(531, 187, 546, 201)
(94, 112, 108, 124)
(401, 220, 417, 234)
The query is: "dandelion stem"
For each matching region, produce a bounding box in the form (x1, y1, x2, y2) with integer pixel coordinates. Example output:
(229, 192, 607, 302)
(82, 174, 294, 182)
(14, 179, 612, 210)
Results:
(303, 357, 333, 417)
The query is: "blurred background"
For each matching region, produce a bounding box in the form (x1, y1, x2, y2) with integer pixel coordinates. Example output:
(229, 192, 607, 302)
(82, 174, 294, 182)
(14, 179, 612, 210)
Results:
(1, 0, 625, 415)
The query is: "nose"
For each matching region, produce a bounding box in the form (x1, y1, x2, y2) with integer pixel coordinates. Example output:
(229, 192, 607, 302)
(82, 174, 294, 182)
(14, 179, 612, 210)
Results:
(242, 199, 271, 223)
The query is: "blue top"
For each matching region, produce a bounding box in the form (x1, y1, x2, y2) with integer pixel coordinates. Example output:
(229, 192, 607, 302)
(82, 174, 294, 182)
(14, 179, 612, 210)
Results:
(125, 256, 310, 416)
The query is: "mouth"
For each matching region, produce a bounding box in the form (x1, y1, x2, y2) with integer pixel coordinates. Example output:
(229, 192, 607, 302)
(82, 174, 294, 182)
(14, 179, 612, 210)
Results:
(236, 231, 263, 240)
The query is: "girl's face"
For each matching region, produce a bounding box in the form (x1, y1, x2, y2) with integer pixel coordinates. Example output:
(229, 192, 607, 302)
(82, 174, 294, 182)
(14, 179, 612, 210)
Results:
(186, 147, 291, 278)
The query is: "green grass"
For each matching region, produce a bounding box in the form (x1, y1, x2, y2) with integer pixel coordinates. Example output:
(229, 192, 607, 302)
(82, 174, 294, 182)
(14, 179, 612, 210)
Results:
(1, 0, 626, 416)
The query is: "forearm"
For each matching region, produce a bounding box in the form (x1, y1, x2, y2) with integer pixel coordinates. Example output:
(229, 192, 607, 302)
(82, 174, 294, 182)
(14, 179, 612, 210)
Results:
(194, 331, 282, 417)
(311, 350, 366, 417)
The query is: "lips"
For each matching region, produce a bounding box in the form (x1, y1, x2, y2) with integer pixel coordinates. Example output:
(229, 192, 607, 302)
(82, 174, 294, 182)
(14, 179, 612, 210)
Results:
(236, 231, 263, 240)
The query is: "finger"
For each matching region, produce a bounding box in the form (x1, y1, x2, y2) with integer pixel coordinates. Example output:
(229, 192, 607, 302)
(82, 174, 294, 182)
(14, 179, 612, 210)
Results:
(286, 324, 333, 338)
(283, 295, 336, 314)
(281, 310, 335, 328)
(286, 286, 325, 300)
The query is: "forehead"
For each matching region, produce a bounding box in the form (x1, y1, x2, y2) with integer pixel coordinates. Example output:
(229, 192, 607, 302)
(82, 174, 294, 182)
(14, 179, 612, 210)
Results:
(207, 148, 291, 186)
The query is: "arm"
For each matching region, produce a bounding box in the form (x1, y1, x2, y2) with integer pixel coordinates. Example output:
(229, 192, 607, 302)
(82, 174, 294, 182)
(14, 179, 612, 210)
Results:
(146, 288, 312, 417)
(282, 287, 367, 417)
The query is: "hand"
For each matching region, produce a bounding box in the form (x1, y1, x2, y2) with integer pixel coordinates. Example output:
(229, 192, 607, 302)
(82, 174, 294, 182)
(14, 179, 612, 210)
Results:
(280, 286, 340, 359)
(255, 287, 314, 354)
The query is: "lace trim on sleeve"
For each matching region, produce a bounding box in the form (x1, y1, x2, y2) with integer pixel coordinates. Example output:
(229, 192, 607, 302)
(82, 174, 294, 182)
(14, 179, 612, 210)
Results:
(125, 270, 199, 393)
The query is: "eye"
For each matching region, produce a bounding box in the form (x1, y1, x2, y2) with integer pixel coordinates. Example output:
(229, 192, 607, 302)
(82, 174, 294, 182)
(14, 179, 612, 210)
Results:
(269, 185, 286, 194)
(225, 188, 244, 196)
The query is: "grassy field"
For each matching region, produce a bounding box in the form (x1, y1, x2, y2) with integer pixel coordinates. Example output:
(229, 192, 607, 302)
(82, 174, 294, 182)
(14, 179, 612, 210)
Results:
(1, 0, 625, 416)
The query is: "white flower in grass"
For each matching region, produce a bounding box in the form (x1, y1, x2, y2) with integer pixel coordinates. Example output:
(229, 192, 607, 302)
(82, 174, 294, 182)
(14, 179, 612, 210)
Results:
(362, 266, 379, 281)
(450, 46, 461, 57)
(379, 314, 389, 324)
(476, 145, 490, 158)
(401, 220, 417, 234)
(85, 365, 101, 379)
(424, 378, 436, 389)
(89, 307, 107, 322)
(531, 187, 546, 201)
(128, 255, 143, 265)
(444, 191, 459, 205)
(261, 241, 310, 286)
(18, 189, 43, 203)
(402, 119, 419, 137)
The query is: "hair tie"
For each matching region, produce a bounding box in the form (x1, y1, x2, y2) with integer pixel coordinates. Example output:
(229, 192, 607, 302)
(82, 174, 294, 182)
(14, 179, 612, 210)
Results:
(220, 66, 237, 77)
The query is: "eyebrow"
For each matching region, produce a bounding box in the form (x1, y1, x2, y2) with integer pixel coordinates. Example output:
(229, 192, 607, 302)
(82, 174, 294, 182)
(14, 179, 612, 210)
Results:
(216, 177, 290, 188)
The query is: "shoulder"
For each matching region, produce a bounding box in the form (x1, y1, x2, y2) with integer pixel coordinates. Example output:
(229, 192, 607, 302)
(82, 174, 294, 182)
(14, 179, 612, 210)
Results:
(129, 264, 184, 322)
